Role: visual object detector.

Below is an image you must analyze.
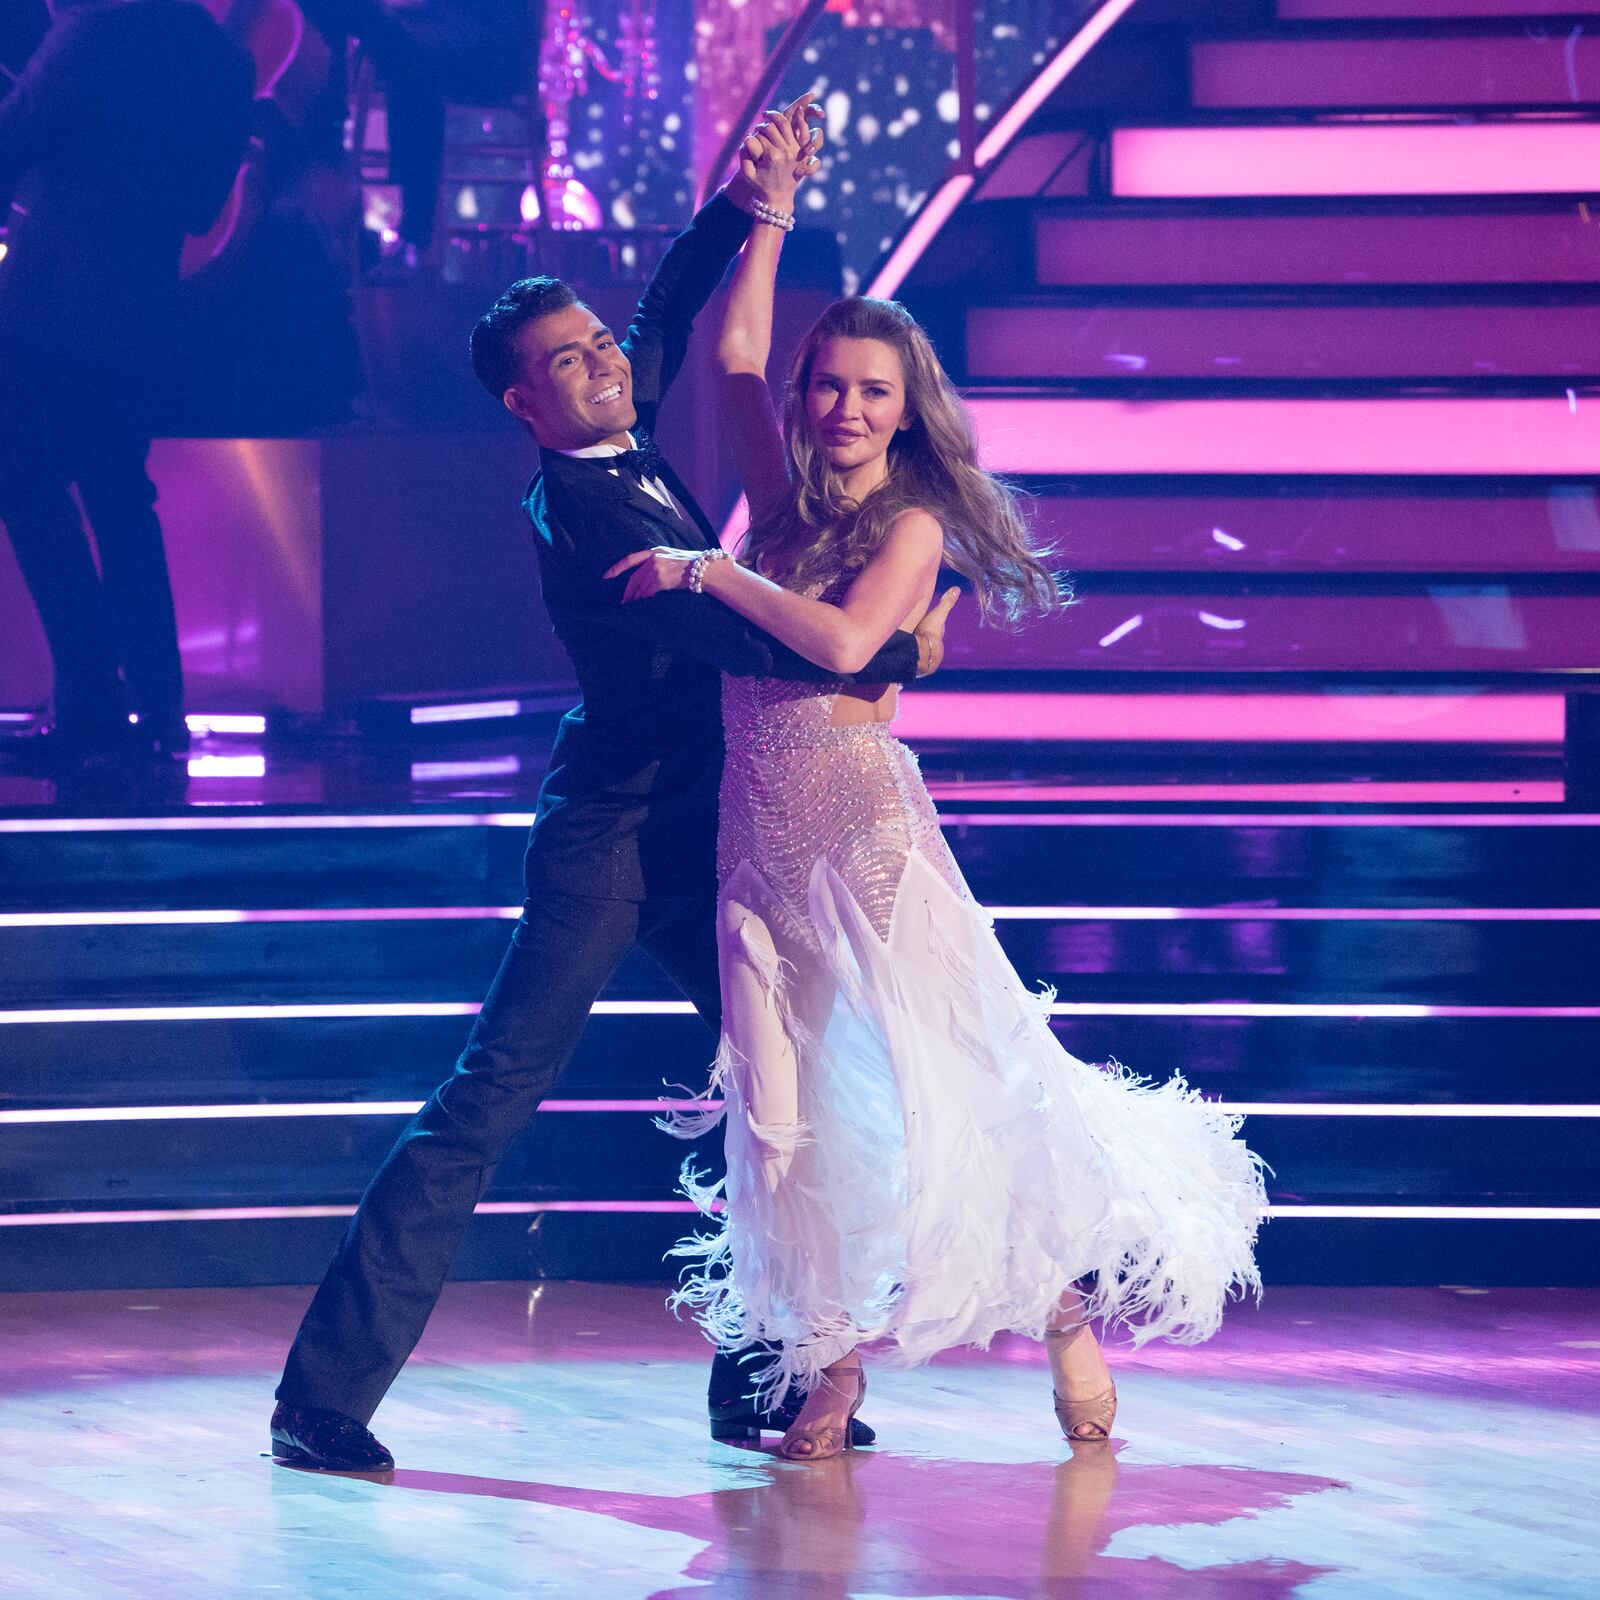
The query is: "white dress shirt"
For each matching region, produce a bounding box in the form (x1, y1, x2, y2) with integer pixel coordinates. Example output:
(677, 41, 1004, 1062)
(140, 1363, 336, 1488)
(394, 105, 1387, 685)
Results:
(561, 434, 688, 525)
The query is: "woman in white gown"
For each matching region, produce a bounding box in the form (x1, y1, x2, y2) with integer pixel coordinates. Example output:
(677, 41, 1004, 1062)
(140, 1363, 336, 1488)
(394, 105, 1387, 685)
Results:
(607, 104, 1267, 1461)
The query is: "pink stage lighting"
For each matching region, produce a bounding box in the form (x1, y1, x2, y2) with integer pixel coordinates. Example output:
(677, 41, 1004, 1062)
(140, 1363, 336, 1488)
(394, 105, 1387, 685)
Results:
(966, 396, 1600, 476)
(892, 692, 1563, 745)
(1112, 123, 1600, 199)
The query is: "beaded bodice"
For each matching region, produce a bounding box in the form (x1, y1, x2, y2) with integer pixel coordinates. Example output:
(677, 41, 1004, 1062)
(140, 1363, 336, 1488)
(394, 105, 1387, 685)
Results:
(715, 563, 964, 945)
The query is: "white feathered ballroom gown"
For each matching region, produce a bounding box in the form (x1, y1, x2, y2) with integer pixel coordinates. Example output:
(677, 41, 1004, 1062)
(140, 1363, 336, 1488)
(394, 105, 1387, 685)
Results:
(664, 630, 1268, 1405)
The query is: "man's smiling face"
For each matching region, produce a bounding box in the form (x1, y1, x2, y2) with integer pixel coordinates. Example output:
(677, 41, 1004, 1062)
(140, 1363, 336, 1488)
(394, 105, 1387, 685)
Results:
(502, 304, 635, 450)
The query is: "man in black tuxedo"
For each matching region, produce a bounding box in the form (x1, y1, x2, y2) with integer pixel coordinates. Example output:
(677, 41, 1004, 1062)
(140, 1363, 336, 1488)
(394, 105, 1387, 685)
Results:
(271, 140, 950, 1471)
(0, 0, 253, 770)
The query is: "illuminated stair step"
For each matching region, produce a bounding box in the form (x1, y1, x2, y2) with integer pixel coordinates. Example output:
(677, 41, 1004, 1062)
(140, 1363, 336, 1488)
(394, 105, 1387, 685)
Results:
(936, 591, 1596, 672)
(965, 301, 1600, 381)
(967, 395, 1600, 475)
(2, 1112, 1589, 1208)
(1192, 33, 1600, 109)
(5, 1012, 1596, 1121)
(1279, 0, 1600, 18)
(6, 916, 1594, 1006)
(1033, 205, 1600, 287)
(1112, 123, 1600, 198)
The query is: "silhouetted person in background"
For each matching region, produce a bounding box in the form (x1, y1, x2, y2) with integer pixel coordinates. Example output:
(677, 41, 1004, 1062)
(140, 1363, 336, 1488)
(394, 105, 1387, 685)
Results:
(0, 0, 253, 772)
(296, 0, 535, 266)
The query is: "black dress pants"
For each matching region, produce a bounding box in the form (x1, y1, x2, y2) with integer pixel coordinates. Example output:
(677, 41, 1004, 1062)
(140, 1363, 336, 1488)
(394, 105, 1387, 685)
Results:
(0, 356, 182, 744)
(277, 882, 729, 1426)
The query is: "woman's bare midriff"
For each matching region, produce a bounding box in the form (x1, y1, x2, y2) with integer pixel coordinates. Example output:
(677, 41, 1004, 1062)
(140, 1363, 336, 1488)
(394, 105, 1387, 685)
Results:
(831, 681, 898, 726)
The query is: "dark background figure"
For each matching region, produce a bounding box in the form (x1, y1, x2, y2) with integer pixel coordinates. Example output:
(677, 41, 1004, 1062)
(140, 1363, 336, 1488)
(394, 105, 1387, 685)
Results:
(296, 0, 537, 265)
(0, 0, 254, 770)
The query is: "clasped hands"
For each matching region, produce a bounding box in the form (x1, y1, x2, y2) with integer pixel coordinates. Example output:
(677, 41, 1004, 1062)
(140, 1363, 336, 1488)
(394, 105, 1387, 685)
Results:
(725, 90, 825, 219)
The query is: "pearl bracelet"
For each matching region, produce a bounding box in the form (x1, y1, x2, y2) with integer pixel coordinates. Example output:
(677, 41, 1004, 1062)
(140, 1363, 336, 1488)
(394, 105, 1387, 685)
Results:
(688, 547, 731, 594)
(749, 198, 796, 232)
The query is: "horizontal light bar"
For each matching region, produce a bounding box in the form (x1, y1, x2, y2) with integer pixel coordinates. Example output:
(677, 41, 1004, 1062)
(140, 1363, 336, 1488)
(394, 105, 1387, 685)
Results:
(1, 1100, 1593, 1126)
(1268, 1206, 1600, 1220)
(186, 755, 266, 779)
(7, 904, 1598, 930)
(1, 810, 1597, 835)
(0, 1099, 706, 1124)
(0, 814, 540, 833)
(0, 1200, 709, 1227)
(928, 783, 1567, 804)
(0, 907, 525, 928)
(967, 396, 1600, 476)
(1113, 123, 1600, 199)
(986, 906, 1600, 922)
(186, 714, 267, 736)
(1220, 1103, 1600, 1118)
(409, 700, 522, 725)
(937, 813, 1600, 828)
(896, 691, 1563, 746)
(0, 1201, 1592, 1227)
(410, 757, 521, 782)
(1048, 1002, 1600, 1018)
(0, 1000, 698, 1024)
(0, 1000, 1592, 1025)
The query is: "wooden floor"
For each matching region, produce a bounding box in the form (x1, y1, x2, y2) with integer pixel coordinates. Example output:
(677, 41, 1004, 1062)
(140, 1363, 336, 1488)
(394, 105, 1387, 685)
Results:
(1, 1280, 1595, 1598)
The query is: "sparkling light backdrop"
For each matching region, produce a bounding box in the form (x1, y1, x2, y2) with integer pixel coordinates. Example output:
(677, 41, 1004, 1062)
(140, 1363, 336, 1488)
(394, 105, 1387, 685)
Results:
(684, 0, 1072, 285)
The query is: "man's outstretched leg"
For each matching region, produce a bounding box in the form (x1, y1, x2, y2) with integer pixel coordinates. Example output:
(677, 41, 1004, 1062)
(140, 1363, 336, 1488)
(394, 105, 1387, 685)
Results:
(272, 891, 641, 1468)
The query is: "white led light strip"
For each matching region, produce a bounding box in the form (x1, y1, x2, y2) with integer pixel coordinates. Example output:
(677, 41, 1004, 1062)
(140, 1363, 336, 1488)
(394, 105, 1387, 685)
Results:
(1, 1000, 1597, 1024)
(0, 1202, 1593, 1227)
(5, 904, 1600, 928)
(1, 1100, 1596, 1126)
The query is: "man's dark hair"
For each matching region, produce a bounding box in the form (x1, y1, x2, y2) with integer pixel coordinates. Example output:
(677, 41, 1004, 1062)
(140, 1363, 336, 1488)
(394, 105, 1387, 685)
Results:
(469, 276, 581, 398)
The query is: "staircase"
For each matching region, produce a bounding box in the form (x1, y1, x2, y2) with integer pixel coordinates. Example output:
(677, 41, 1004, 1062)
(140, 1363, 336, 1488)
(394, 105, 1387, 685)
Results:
(2, 806, 1598, 1291)
(896, 0, 1600, 780)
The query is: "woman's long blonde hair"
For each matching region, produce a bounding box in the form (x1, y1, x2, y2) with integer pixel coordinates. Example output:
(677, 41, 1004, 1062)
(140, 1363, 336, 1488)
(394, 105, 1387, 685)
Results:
(742, 297, 1066, 623)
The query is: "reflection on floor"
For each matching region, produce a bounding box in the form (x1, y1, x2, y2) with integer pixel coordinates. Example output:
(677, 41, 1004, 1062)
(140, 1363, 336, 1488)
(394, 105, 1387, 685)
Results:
(2, 1280, 1595, 1598)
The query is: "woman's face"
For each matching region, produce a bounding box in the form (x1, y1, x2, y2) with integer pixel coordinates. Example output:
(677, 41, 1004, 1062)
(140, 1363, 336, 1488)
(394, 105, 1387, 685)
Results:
(804, 336, 910, 476)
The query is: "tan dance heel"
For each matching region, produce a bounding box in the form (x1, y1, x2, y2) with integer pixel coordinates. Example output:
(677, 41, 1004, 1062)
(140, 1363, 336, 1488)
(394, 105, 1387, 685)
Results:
(777, 1363, 866, 1462)
(1046, 1321, 1117, 1445)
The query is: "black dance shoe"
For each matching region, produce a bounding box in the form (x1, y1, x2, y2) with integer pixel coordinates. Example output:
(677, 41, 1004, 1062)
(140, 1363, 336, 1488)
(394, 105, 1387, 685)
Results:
(269, 1402, 395, 1471)
(709, 1390, 877, 1447)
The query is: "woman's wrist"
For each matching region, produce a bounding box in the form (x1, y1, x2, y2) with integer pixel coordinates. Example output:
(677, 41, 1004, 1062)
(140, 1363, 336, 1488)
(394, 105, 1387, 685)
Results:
(689, 547, 732, 595)
(724, 174, 798, 228)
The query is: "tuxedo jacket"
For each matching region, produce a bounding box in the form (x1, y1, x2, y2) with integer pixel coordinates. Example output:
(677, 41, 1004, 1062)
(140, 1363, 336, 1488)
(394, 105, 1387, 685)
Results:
(522, 193, 919, 902)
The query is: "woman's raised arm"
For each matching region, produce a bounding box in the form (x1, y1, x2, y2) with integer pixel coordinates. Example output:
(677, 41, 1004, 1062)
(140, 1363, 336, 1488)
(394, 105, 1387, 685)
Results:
(715, 98, 821, 530)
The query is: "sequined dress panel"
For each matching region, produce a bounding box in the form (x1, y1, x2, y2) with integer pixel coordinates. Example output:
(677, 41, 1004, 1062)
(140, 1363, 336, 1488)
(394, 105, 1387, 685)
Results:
(716, 671, 969, 951)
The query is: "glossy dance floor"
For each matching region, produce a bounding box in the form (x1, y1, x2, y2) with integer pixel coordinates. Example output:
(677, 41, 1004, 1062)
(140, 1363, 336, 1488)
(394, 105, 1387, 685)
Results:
(2, 1282, 1596, 1598)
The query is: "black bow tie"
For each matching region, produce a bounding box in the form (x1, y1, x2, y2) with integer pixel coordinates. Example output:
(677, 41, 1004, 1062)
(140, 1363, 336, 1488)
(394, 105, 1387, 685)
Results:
(611, 435, 665, 483)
